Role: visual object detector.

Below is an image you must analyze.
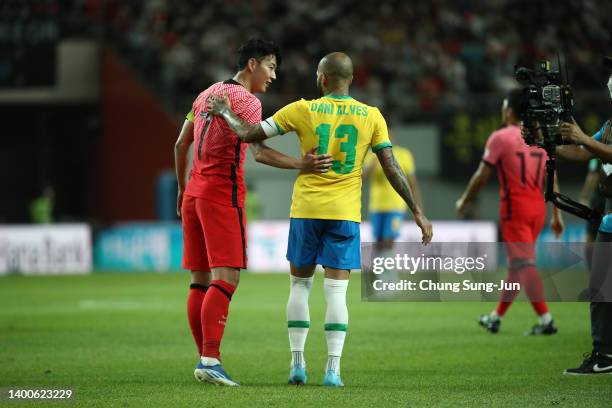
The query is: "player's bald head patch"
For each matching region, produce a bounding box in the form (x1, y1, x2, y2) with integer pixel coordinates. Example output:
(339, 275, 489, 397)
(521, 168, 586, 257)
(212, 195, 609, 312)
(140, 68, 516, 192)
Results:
(318, 52, 353, 81)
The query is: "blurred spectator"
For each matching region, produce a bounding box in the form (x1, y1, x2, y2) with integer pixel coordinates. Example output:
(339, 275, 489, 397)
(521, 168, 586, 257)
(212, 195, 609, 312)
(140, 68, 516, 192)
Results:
(30, 186, 54, 224)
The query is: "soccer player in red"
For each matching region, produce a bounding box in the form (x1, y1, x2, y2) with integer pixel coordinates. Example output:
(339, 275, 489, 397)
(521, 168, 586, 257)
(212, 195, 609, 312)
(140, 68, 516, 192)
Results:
(174, 39, 331, 386)
(456, 89, 564, 335)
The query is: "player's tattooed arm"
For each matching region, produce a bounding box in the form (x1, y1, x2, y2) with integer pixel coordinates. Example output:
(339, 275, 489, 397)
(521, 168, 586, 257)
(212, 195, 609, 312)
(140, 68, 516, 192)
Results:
(377, 147, 433, 244)
(207, 93, 268, 142)
(407, 173, 424, 211)
(249, 143, 332, 173)
(377, 147, 417, 213)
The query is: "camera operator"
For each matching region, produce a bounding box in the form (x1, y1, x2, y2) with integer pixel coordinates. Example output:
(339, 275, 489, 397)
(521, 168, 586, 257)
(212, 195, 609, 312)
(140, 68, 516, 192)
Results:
(579, 159, 605, 271)
(549, 56, 612, 375)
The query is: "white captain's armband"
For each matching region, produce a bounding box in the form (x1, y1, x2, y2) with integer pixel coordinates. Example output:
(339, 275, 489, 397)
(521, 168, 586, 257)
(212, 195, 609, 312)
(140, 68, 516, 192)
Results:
(261, 117, 282, 138)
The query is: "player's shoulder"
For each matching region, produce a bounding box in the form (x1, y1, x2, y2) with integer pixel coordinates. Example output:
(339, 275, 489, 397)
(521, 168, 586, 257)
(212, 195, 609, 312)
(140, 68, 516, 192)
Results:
(220, 83, 260, 112)
(488, 125, 517, 144)
(221, 82, 257, 102)
(236, 91, 261, 108)
(193, 82, 224, 104)
(365, 104, 385, 124)
(349, 97, 382, 115)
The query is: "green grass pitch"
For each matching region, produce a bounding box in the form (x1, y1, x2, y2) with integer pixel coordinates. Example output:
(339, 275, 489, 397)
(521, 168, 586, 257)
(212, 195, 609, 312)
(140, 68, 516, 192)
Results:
(1, 272, 611, 407)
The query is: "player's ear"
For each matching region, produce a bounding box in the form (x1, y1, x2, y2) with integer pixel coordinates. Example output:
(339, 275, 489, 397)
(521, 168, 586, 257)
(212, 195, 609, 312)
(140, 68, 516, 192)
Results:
(247, 57, 258, 73)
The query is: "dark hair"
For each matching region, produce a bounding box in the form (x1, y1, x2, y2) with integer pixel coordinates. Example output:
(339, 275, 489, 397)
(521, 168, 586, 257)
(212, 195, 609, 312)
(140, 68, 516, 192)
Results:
(506, 89, 524, 120)
(237, 39, 281, 70)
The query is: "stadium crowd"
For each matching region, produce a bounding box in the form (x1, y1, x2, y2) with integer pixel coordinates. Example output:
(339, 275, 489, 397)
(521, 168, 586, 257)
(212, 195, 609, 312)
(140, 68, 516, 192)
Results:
(4, 0, 611, 118)
(96, 0, 612, 119)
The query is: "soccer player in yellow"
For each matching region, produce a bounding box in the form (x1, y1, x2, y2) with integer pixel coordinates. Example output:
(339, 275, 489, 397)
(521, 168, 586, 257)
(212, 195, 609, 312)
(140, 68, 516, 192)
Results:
(364, 142, 422, 250)
(207, 52, 432, 387)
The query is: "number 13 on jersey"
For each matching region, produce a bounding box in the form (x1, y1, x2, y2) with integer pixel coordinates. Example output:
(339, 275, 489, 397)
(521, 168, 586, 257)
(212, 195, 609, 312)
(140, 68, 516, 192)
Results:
(315, 123, 358, 174)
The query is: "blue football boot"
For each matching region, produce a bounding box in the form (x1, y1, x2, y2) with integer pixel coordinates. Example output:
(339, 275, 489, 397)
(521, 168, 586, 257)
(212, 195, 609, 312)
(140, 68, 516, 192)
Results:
(194, 361, 239, 386)
(322, 369, 344, 387)
(288, 365, 307, 385)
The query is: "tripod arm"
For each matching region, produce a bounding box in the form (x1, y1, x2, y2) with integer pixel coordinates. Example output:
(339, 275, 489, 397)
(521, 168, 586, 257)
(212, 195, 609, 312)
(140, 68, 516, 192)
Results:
(544, 156, 603, 225)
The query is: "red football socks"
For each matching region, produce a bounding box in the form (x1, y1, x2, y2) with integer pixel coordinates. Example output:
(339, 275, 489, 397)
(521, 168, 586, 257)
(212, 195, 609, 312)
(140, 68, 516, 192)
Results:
(496, 271, 521, 316)
(496, 265, 549, 317)
(522, 266, 549, 315)
(201, 280, 236, 359)
(187, 283, 208, 356)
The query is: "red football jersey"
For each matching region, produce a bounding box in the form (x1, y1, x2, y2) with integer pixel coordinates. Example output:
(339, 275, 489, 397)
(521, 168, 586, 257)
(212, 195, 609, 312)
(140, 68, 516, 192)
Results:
(482, 125, 547, 220)
(184, 79, 262, 208)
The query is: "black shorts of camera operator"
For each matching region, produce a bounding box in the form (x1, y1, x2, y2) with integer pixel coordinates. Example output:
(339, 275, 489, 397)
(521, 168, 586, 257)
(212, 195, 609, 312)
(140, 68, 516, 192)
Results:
(556, 56, 612, 375)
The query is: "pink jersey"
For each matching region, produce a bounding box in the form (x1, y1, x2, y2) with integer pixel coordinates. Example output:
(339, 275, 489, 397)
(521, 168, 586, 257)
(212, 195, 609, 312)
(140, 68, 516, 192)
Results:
(184, 79, 261, 208)
(482, 125, 547, 220)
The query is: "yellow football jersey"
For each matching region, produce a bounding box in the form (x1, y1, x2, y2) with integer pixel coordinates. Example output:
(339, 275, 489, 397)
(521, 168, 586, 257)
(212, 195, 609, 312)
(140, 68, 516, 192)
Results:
(365, 145, 415, 212)
(272, 94, 391, 222)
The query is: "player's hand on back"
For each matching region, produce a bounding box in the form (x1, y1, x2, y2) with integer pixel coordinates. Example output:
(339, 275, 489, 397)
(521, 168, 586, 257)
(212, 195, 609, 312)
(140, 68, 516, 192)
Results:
(207, 91, 231, 116)
(301, 146, 332, 173)
(414, 212, 433, 245)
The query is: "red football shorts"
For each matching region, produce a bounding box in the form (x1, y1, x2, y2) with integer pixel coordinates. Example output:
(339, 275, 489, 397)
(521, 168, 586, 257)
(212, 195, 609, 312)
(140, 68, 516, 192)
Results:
(181, 194, 247, 271)
(501, 212, 545, 262)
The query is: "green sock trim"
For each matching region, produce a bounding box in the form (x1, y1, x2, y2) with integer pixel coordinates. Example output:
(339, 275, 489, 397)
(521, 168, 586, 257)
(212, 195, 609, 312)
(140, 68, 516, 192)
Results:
(324, 323, 348, 332)
(288, 320, 310, 328)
